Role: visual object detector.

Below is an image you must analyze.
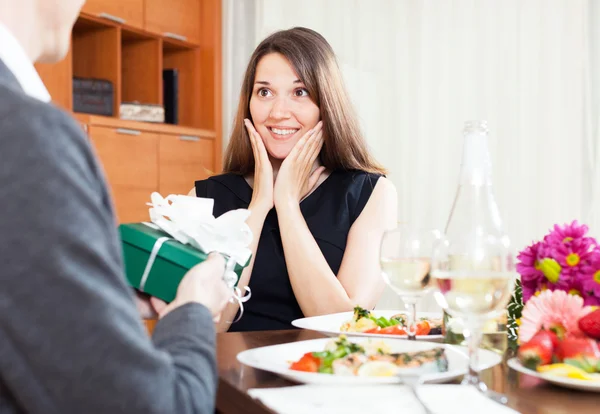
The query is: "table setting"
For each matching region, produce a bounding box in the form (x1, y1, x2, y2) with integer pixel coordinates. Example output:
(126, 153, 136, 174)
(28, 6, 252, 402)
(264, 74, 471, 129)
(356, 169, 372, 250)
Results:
(114, 122, 600, 413)
(222, 216, 600, 413)
(217, 122, 600, 414)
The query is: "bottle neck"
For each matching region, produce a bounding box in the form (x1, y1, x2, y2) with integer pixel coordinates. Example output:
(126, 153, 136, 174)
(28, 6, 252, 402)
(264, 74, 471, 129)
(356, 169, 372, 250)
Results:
(445, 128, 504, 234)
(459, 131, 493, 186)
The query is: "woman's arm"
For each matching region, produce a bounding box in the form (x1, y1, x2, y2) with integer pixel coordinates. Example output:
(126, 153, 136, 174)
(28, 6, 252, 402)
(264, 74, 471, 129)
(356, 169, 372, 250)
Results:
(277, 177, 397, 316)
(215, 202, 269, 331)
(186, 189, 270, 332)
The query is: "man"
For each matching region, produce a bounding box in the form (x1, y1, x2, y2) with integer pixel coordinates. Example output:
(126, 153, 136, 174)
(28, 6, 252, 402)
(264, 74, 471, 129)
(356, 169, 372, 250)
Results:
(0, 1, 232, 413)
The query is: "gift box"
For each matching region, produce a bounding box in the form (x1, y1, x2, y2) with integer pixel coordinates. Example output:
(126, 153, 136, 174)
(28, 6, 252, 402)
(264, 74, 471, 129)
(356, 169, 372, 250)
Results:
(120, 222, 248, 303)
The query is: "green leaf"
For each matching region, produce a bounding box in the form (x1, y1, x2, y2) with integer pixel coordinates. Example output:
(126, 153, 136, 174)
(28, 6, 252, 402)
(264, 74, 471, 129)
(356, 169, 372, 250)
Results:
(507, 277, 523, 351)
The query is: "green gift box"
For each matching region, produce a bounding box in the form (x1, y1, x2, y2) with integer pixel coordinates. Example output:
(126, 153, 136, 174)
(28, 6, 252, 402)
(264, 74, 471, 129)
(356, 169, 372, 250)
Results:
(119, 222, 247, 303)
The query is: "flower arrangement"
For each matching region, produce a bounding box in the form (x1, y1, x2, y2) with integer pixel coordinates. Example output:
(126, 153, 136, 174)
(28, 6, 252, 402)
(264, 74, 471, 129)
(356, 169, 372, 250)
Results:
(507, 220, 600, 349)
(517, 220, 600, 305)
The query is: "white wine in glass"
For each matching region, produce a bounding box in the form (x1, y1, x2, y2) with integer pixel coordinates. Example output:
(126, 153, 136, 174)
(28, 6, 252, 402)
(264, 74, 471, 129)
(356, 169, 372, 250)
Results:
(432, 270, 514, 318)
(380, 258, 431, 298)
(380, 226, 437, 340)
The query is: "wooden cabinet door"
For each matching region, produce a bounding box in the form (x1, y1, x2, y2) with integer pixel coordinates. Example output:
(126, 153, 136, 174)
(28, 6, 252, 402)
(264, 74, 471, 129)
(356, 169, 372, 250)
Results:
(82, 0, 144, 29)
(88, 126, 158, 223)
(159, 133, 214, 196)
(145, 0, 201, 45)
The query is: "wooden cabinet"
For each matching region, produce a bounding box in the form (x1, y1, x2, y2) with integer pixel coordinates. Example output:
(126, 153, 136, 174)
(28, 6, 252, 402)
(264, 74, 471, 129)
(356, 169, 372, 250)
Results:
(145, 0, 201, 45)
(36, 0, 223, 223)
(82, 0, 144, 30)
(88, 125, 159, 223)
(159, 132, 214, 195)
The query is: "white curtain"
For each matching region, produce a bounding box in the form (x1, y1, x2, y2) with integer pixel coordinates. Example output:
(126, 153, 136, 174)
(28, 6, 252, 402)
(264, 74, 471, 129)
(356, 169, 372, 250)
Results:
(586, 0, 600, 238)
(223, 0, 598, 310)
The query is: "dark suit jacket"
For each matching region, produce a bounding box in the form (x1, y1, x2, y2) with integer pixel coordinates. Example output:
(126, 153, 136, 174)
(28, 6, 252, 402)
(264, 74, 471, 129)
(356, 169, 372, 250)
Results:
(0, 59, 217, 414)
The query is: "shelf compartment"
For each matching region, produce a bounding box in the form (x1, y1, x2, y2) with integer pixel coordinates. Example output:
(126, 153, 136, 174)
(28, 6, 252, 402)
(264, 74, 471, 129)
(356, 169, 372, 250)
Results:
(72, 18, 121, 116)
(121, 29, 162, 106)
(162, 41, 201, 128)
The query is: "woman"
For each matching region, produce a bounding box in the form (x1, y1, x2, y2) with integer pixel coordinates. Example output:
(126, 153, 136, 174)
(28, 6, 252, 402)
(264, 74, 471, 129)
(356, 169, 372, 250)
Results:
(193, 27, 397, 332)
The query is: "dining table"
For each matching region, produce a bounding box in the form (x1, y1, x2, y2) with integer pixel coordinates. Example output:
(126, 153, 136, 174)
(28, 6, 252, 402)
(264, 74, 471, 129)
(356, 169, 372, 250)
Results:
(215, 329, 599, 414)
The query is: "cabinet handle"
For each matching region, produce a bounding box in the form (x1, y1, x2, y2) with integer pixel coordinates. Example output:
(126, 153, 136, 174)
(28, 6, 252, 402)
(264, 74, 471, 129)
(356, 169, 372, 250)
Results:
(116, 128, 141, 136)
(164, 32, 188, 42)
(179, 135, 200, 142)
(97, 12, 126, 24)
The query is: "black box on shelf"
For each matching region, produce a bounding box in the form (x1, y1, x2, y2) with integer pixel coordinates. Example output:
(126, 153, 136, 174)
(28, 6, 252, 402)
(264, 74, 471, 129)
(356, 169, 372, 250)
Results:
(73, 77, 114, 116)
(162, 69, 179, 125)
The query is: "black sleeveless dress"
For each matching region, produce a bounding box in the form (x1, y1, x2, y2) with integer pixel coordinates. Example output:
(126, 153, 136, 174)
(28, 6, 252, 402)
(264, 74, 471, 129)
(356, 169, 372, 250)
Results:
(195, 169, 382, 331)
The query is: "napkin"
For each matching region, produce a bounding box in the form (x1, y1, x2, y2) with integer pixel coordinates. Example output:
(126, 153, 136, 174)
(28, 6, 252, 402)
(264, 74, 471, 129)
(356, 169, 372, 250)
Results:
(248, 385, 521, 414)
(147, 192, 252, 266)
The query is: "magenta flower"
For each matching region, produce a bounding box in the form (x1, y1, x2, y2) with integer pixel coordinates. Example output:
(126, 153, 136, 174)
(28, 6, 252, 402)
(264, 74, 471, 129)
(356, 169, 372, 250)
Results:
(516, 220, 600, 306)
(517, 242, 543, 279)
(583, 294, 600, 307)
(550, 238, 595, 279)
(545, 220, 590, 245)
(582, 249, 600, 298)
(517, 241, 545, 302)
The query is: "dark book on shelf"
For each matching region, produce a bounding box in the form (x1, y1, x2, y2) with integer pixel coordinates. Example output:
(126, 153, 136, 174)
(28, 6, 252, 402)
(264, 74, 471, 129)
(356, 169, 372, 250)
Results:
(162, 69, 179, 125)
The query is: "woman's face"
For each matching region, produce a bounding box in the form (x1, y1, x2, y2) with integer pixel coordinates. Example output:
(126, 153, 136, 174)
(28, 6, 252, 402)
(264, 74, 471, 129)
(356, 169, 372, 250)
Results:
(249, 53, 320, 160)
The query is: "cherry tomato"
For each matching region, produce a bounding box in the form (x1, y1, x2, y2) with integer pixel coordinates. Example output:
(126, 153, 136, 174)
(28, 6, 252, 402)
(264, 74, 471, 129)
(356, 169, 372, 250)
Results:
(289, 352, 320, 372)
(378, 325, 407, 335)
(415, 320, 431, 336)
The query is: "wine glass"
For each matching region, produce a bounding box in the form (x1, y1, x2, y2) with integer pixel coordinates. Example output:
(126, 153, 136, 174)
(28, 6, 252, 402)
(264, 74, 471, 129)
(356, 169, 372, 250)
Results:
(379, 225, 438, 340)
(430, 232, 515, 403)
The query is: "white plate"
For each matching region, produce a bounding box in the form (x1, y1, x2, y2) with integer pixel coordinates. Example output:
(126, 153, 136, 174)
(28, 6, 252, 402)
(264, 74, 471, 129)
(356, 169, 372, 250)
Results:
(507, 358, 600, 392)
(237, 336, 502, 385)
(292, 310, 444, 340)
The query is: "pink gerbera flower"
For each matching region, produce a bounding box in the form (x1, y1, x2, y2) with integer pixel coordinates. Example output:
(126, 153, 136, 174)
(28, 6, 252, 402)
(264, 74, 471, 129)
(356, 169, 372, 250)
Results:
(518, 290, 592, 344)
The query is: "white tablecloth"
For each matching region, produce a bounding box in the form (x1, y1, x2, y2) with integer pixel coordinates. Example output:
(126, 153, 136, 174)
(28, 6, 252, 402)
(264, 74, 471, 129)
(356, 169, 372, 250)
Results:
(248, 384, 521, 414)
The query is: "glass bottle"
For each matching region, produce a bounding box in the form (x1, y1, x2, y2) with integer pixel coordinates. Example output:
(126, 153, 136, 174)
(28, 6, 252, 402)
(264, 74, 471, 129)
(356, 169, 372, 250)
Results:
(432, 121, 515, 398)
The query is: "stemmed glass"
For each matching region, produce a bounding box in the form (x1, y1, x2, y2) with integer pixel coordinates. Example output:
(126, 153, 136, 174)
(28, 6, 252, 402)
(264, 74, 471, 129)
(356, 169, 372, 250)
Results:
(379, 225, 438, 340)
(430, 232, 515, 403)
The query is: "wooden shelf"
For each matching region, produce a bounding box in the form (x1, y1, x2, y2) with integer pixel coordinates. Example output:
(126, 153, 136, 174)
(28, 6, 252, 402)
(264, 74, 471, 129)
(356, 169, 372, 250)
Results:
(35, 0, 222, 223)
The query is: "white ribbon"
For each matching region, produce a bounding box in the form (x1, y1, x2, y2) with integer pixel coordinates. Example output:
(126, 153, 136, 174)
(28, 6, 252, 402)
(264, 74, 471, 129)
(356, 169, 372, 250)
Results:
(229, 286, 252, 323)
(139, 235, 250, 324)
(222, 255, 252, 323)
(139, 236, 171, 292)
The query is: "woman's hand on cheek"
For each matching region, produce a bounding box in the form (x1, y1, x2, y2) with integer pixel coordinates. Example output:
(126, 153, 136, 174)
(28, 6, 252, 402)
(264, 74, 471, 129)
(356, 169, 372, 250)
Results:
(245, 119, 274, 213)
(274, 121, 326, 209)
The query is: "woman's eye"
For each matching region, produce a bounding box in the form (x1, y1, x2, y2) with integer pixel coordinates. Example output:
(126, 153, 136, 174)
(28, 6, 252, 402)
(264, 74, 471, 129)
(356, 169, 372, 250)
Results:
(258, 88, 272, 97)
(295, 88, 309, 97)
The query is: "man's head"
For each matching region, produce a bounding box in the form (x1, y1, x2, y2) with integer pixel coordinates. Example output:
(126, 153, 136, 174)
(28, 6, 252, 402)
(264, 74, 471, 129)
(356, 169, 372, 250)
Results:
(0, 0, 85, 63)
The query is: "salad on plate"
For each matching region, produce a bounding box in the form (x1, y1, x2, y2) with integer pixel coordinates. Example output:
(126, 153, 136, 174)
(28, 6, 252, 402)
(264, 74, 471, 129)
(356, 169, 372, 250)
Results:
(289, 335, 448, 377)
(339, 306, 442, 336)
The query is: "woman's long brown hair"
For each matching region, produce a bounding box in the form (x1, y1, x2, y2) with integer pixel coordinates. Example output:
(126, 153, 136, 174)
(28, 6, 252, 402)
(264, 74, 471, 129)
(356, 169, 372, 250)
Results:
(223, 27, 386, 175)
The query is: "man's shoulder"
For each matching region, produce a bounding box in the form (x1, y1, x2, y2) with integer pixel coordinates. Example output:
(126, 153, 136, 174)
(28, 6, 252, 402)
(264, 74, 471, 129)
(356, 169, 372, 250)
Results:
(0, 83, 84, 146)
(0, 83, 102, 190)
